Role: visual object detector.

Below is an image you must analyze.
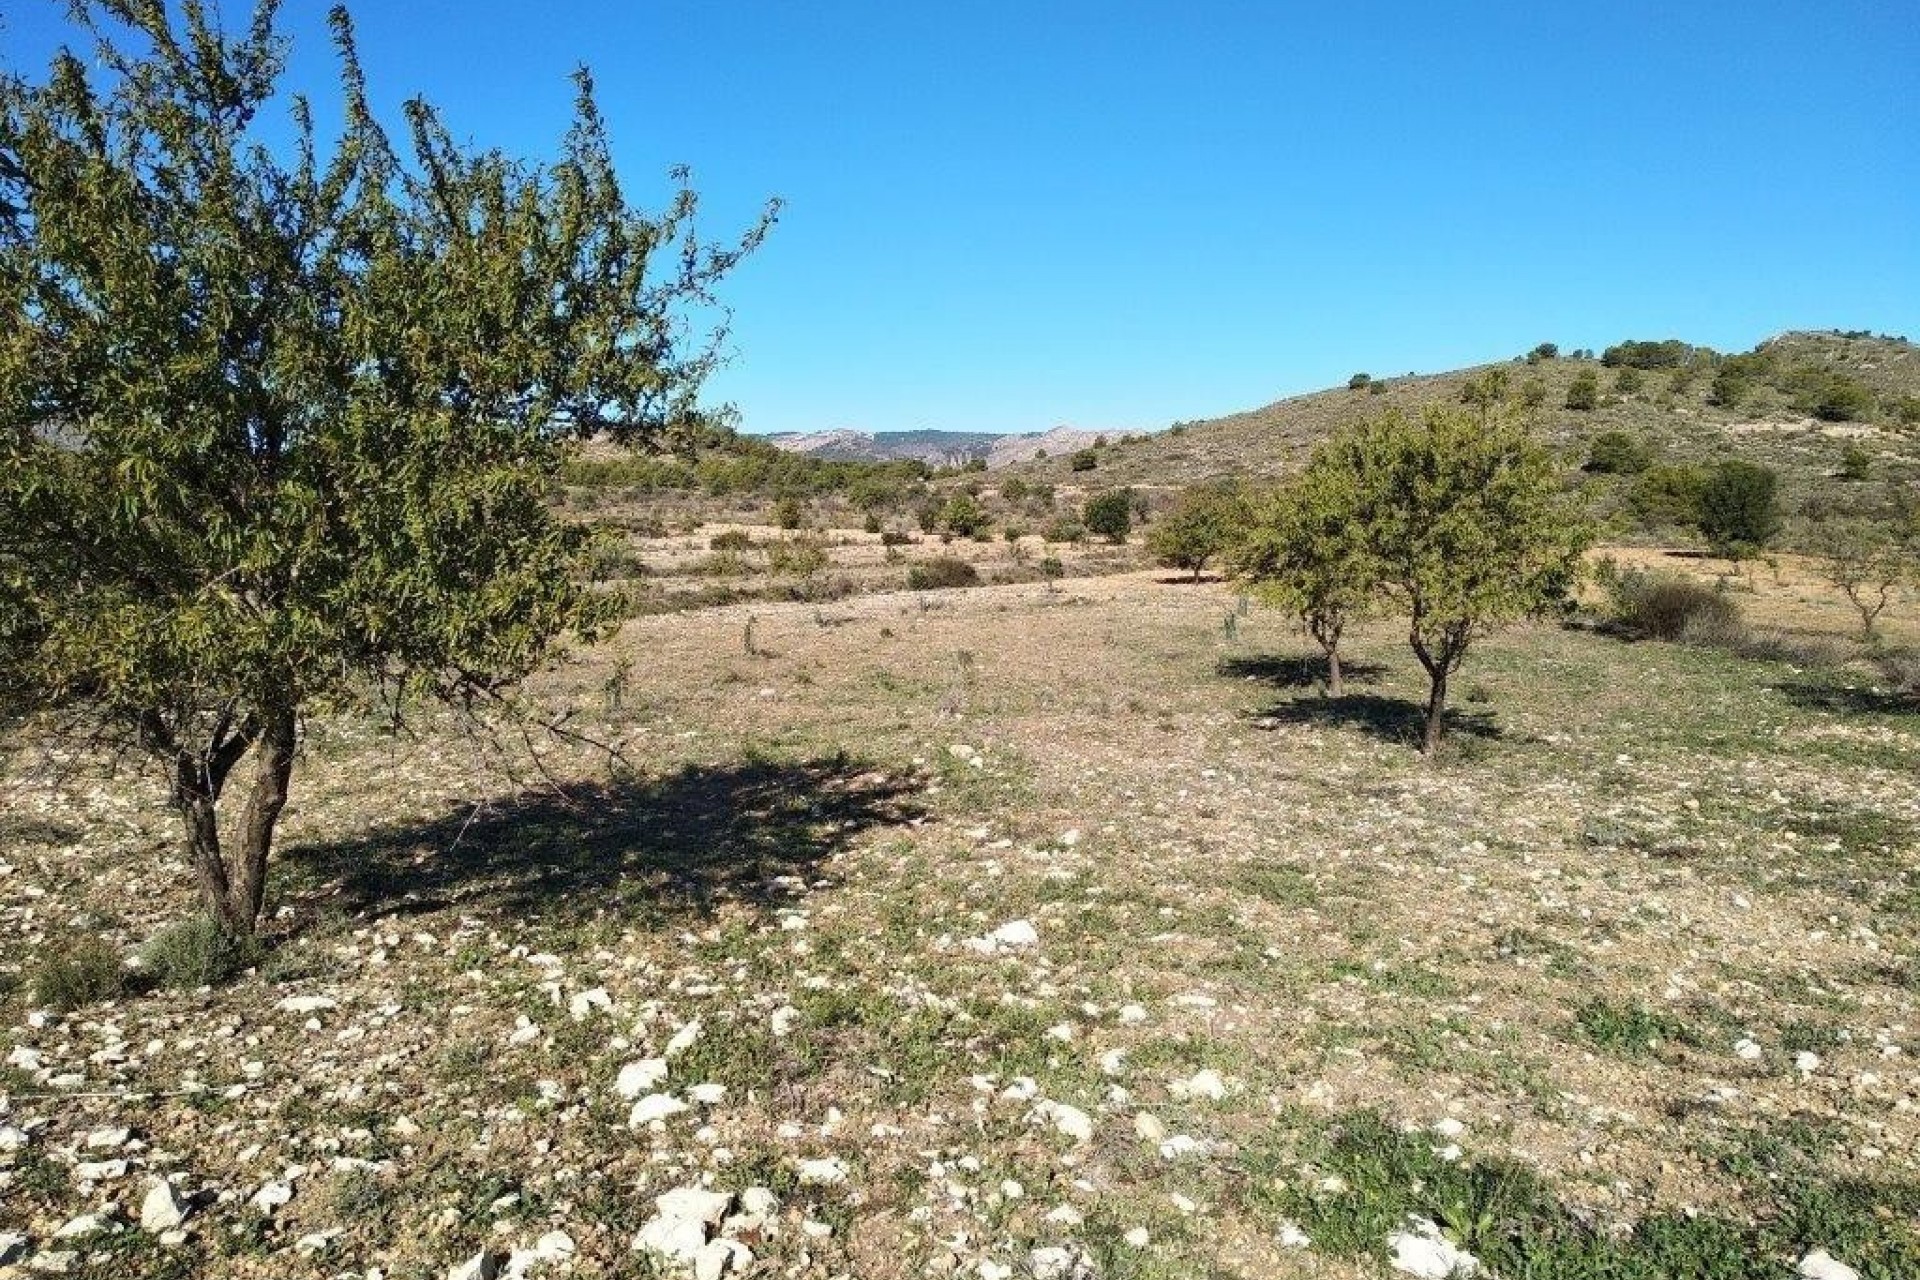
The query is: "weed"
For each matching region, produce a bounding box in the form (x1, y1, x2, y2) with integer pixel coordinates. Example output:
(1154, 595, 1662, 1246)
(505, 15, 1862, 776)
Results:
(140, 916, 262, 990)
(31, 934, 124, 1010)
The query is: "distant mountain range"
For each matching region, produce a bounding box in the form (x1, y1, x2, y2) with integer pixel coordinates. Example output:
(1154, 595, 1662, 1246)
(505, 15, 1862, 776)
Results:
(764, 426, 1134, 469)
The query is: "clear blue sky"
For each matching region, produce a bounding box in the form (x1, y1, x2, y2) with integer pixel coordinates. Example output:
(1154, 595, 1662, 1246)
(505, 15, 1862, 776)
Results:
(6, 1, 1916, 435)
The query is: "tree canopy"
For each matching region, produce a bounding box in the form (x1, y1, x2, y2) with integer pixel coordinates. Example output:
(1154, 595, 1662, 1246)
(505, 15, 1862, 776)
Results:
(0, 0, 774, 936)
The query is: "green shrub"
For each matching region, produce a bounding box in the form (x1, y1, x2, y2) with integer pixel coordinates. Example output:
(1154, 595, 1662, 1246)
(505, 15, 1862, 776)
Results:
(1601, 338, 1699, 370)
(938, 493, 989, 538)
(772, 495, 805, 529)
(765, 537, 829, 577)
(1585, 430, 1653, 474)
(709, 529, 753, 551)
(32, 936, 124, 1011)
(1608, 569, 1740, 641)
(1627, 463, 1708, 529)
(1347, 372, 1371, 390)
(1068, 449, 1097, 472)
(907, 557, 981, 590)
(1367, 379, 1387, 395)
(1042, 518, 1086, 544)
(1564, 370, 1599, 411)
(1527, 342, 1559, 362)
(1613, 367, 1644, 394)
(998, 476, 1029, 502)
(1083, 488, 1133, 543)
(1698, 460, 1780, 560)
(1517, 378, 1548, 409)
(880, 530, 914, 547)
(1838, 443, 1872, 481)
(141, 916, 262, 989)
(861, 512, 881, 533)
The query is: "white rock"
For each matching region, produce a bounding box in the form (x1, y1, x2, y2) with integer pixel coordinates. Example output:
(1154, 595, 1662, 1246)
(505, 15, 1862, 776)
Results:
(1159, 1134, 1203, 1160)
(1734, 1037, 1763, 1061)
(52, 1216, 106, 1240)
(6, 1047, 43, 1071)
(568, 987, 612, 1019)
(250, 1181, 293, 1213)
(0, 1234, 27, 1267)
(657, 1187, 735, 1227)
(295, 1228, 342, 1254)
(1277, 1219, 1311, 1248)
(633, 1216, 708, 1264)
(26, 1250, 77, 1273)
(1122, 1228, 1150, 1248)
(664, 1020, 703, 1057)
(794, 1156, 848, 1185)
(739, 1187, 780, 1218)
(1117, 1004, 1148, 1025)
(448, 1252, 501, 1280)
(1134, 1112, 1167, 1142)
(693, 1238, 754, 1280)
(770, 1006, 801, 1037)
(504, 1229, 576, 1278)
(1039, 1101, 1094, 1143)
(688, 1082, 728, 1105)
(1796, 1051, 1822, 1075)
(628, 1093, 690, 1128)
(1431, 1117, 1466, 1139)
(987, 919, 1038, 948)
(140, 1179, 188, 1233)
(1388, 1216, 1479, 1278)
(615, 1059, 670, 1098)
(83, 1127, 130, 1149)
(73, 1160, 127, 1181)
(1028, 1245, 1093, 1280)
(1798, 1250, 1861, 1280)
(275, 996, 337, 1014)
(0, 1126, 29, 1151)
(1045, 1205, 1084, 1226)
(1170, 1068, 1228, 1101)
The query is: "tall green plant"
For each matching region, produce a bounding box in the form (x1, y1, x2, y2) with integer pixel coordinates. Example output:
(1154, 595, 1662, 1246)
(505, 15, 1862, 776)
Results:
(1234, 461, 1377, 697)
(0, 1, 774, 937)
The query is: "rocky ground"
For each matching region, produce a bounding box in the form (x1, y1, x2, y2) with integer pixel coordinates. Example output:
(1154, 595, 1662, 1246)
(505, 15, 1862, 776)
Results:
(3, 552, 1918, 1279)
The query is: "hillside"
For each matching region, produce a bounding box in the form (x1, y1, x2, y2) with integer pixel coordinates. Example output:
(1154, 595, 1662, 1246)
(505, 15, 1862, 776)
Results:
(764, 426, 1134, 469)
(1009, 333, 1920, 526)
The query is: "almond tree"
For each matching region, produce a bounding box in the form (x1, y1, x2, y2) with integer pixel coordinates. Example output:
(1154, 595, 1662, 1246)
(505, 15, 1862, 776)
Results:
(1234, 459, 1376, 697)
(1356, 406, 1589, 755)
(0, 1, 774, 938)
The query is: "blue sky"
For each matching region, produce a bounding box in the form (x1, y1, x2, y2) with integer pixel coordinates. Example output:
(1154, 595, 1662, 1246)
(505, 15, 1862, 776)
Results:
(6, 1, 1916, 435)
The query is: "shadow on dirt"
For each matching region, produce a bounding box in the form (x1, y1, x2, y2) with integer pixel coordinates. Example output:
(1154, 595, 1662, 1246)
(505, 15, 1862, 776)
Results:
(286, 754, 923, 925)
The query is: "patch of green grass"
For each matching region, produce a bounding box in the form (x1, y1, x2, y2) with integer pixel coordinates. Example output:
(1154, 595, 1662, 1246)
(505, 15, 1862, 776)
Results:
(1248, 1108, 1920, 1279)
(140, 916, 261, 989)
(31, 934, 124, 1011)
(1572, 998, 1703, 1056)
(1237, 863, 1319, 908)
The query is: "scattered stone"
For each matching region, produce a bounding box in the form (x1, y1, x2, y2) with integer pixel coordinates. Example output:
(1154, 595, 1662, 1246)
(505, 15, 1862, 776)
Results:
(657, 1187, 735, 1228)
(1028, 1245, 1095, 1280)
(250, 1181, 294, 1213)
(1133, 1112, 1166, 1142)
(770, 1006, 801, 1037)
(449, 1252, 502, 1280)
(1388, 1216, 1479, 1278)
(83, 1127, 130, 1149)
(1037, 1100, 1094, 1143)
(52, 1216, 106, 1240)
(616, 1059, 670, 1099)
(139, 1179, 188, 1233)
(1123, 1228, 1150, 1248)
(72, 1160, 127, 1182)
(0, 1234, 28, 1267)
(1170, 1068, 1229, 1101)
(504, 1229, 576, 1278)
(567, 987, 612, 1018)
(1117, 1004, 1148, 1025)
(27, 1250, 78, 1274)
(688, 1082, 728, 1105)
(794, 1156, 848, 1186)
(1277, 1219, 1311, 1248)
(0, 1125, 29, 1151)
(1796, 1051, 1822, 1075)
(1734, 1037, 1763, 1061)
(275, 995, 337, 1014)
(664, 1020, 703, 1057)
(628, 1093, 690, 1128)
(1431, 1117, 1466, 1140)
(1798, 1250, 1861, 1280)
(693, 1238, 754, 1280)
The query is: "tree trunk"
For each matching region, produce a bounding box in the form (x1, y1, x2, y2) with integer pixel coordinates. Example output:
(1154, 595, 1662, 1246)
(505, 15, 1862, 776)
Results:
(165, 701, 296, 939)
(1324, 643, 1344, 699)
(1422, 668, 1448, 757)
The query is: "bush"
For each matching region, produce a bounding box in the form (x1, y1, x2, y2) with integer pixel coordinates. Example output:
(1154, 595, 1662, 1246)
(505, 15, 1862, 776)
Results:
(1069, 449, 1098, 472)
(861, 512, 881, 534)
(880, 530, 914, 547)
(1527, 342, 1559, 362)
(1612, 367, 1643, 394)
(1083, 489, 1133, 542)
(1608, 569, 1740, 641)
(1698, 460, 1780, 559)
(999, 476, 1029, 502)
(141, 916, 262, 989)
(709, 530, 753, 551)
(1564, 371, 1599, 410)
(1348, 372, 1371, 390)
(907, 557, 980, 590)
(1517, 378, 1548, 409)
(1367, 379, 1387, 395)
(1627, 463, 1708, 529)
(1601, 339, 1698, 370)
(765, 537, 829, 577)
(1839, 443, 1872, 481)
(1585, 430, 1653, 474)
(32, 936, 124, 1011)
(1043, 518, 1086, 544)
(938, 493, 989, 538)
(772, 495, 805, 529)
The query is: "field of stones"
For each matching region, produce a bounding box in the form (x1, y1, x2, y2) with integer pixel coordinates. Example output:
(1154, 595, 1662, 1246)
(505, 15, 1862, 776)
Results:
(4, 536, 1919, 1279)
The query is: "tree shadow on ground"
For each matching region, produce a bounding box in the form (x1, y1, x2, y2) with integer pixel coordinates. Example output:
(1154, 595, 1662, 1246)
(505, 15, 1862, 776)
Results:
(1248, 693, 1502, 747)
(286, 754, 923, 926)
(1218, 654, 1390, 690)
(1772, 680, 1917, 717)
